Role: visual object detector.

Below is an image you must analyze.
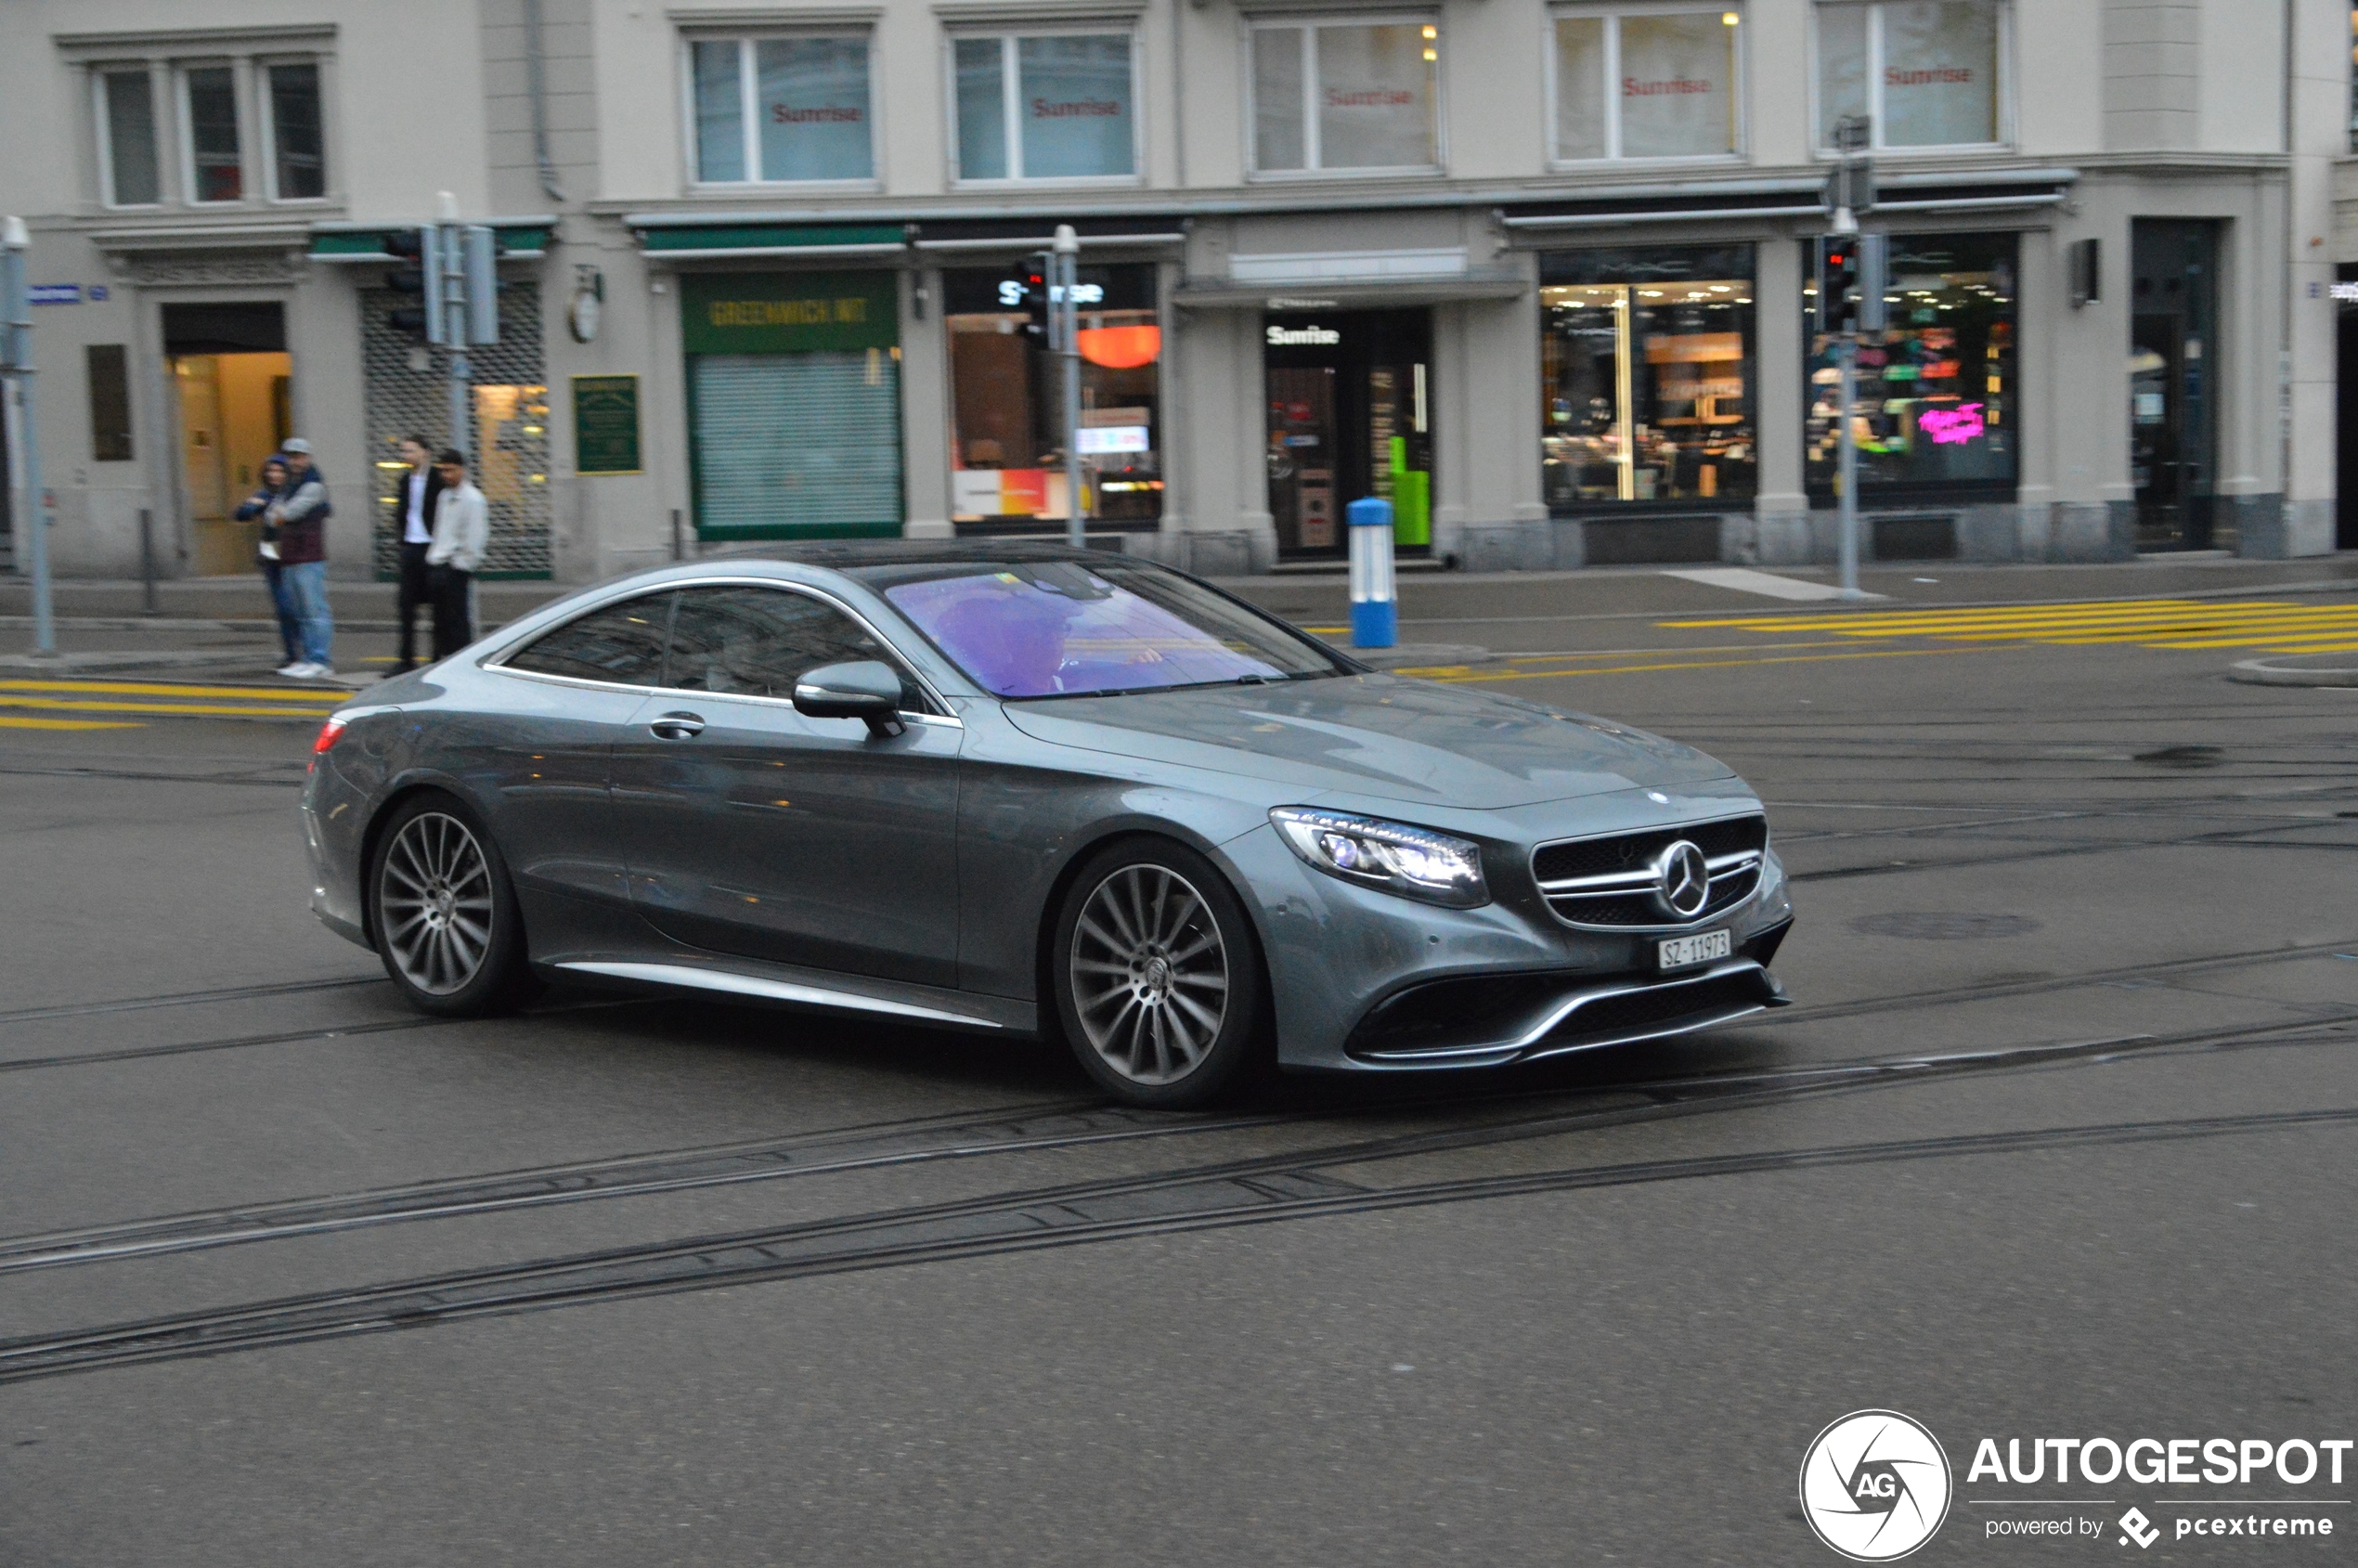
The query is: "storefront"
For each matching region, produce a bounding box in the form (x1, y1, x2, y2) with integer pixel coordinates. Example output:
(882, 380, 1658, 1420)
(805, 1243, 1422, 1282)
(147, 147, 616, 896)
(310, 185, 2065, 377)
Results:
(1263, 307, 1432, 560)
(944, 261, 1163, 534)
(682, 269, 902, 540)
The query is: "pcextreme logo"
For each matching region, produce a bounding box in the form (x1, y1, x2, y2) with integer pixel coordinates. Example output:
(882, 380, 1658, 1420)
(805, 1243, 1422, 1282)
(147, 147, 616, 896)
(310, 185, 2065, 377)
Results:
(1800, 1409, 1955, 1562)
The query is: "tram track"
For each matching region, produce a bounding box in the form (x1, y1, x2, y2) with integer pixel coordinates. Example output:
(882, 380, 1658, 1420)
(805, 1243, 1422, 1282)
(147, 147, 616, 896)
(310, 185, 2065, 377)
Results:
(1, 1013, 2348, 1387)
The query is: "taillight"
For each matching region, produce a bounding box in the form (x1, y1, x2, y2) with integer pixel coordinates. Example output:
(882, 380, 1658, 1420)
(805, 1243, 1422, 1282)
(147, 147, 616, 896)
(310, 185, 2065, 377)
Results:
(312, 714, 349, 754)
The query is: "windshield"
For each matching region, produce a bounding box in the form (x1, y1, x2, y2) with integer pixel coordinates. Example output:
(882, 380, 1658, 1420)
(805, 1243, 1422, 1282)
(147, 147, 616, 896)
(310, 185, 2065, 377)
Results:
(877, 560, 1345, 699)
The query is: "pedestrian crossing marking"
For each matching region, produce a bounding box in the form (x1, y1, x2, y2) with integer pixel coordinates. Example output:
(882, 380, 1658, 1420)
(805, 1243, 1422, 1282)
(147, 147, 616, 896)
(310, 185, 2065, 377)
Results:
(0, 679, 343, 703)
(0, 715, 145, 732)
(0, 695, 341, 719)
(1662, 599, 2358, 654)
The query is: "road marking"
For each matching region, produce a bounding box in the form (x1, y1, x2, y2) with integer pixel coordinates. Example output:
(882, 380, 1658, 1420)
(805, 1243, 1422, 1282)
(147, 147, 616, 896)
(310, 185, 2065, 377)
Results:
(1660, 566, 1878, 602)
(1663, 599, 2358, 654)
(1408, 645, 1994, 682)
(0, 679, 343, 703)
(0, 715, 144, 732)
(0, 696, 337, 719)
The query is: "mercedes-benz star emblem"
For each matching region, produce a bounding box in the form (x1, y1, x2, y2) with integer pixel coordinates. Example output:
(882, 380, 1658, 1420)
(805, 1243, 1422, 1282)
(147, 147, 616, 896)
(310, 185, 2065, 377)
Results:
(1654, 839, 1711, 919)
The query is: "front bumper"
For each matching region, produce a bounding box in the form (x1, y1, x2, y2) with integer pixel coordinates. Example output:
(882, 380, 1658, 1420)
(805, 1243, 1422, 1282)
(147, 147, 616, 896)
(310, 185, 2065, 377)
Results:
(1222, 786, 1794, 1073)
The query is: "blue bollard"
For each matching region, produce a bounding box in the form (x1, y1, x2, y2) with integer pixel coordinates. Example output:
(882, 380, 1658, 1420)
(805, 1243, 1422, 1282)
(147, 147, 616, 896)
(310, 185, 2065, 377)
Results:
(1347, 497, 1396, 649)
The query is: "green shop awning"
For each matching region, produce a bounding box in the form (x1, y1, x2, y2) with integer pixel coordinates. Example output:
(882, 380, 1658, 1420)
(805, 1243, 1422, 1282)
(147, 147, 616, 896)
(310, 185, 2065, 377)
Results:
(637, 224, 907, 262)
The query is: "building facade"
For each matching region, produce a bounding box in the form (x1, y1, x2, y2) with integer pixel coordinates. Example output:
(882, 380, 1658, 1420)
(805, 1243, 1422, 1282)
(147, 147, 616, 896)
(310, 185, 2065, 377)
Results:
(1, 0, 2350, 585)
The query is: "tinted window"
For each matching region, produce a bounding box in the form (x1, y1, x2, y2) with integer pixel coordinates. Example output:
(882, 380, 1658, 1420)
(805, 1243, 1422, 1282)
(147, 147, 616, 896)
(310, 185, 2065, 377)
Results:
(662, 586, 926, 709)
(505, 592, 672, 684)
(878, 560, 1344, 699)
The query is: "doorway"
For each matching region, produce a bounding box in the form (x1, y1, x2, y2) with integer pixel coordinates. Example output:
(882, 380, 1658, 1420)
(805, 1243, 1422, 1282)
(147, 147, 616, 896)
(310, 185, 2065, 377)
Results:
(162, 303, 291, 575)
(2128, 221, 2221, 551)
(1263, 308, 1432, 559)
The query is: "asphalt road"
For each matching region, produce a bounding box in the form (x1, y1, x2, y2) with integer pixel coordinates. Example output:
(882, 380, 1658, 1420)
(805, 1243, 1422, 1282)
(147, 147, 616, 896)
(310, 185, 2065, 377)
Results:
(1, 572, 2353, 1566)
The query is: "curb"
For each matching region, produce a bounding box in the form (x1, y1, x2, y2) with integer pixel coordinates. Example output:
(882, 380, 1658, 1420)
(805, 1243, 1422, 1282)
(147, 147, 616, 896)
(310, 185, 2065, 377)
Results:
(2226, 656, 2358, 689)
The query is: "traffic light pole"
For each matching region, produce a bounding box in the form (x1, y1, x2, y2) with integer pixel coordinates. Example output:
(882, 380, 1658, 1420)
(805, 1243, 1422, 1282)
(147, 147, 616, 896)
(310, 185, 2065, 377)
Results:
(1054, 225, 1083, 551)
(0, 216, 55, 657)
(1836, 329, 1859, 601)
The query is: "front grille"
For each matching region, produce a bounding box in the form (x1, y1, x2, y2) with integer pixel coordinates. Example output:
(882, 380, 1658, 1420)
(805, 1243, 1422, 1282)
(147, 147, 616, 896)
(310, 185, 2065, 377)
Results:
(1533, 813, 1768, 929)
(1531, 969, 1768, 1050)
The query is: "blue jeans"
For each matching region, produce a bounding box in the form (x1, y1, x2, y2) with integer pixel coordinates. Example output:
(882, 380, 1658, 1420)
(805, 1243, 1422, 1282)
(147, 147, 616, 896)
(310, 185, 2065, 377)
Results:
(258, 560, 302, 664)
(280, 561, 333, 667)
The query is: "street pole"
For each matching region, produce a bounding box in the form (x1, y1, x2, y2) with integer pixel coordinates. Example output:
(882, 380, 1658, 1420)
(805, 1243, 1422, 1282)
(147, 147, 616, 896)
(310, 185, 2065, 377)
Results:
(1836, 330, 1859, 601)
(435, 193, 470, 462)
(0, 215, 56, 657)
(1827, 117, 1871, 603)
(1055, 224, 1083, 551)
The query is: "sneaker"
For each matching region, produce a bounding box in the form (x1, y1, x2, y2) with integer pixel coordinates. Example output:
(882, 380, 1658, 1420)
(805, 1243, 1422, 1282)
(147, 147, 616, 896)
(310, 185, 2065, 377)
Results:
(277, 661, 309, 677)
(304, 665, 337, 681)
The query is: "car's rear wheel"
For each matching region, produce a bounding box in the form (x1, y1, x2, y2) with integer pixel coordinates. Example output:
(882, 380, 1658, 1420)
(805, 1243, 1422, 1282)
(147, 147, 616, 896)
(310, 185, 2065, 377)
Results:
(1052, 840, 1265, 1108)
(369, 792, 535, 1017)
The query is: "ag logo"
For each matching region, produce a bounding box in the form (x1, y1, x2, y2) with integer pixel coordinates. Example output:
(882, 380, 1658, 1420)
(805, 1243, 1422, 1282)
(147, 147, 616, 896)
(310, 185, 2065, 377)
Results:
(1799, 1409, 1953, 1561)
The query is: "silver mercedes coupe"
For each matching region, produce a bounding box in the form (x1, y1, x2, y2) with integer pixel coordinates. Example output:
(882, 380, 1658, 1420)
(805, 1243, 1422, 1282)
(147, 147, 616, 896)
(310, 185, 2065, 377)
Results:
(302, 543, 1793, 1108)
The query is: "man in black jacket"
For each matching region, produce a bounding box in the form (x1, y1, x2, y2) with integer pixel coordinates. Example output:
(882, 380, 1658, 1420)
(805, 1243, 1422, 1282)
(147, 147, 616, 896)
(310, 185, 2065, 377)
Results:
(389, 434, 447, 674)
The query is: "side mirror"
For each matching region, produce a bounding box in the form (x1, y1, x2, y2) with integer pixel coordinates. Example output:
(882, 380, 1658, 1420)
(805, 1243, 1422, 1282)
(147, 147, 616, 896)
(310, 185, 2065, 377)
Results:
(793, 659, 906, 738)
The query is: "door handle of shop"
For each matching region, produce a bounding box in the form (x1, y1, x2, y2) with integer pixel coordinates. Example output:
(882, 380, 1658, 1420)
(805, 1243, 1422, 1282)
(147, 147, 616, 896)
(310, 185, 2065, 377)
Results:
(649, 712, 706, 740)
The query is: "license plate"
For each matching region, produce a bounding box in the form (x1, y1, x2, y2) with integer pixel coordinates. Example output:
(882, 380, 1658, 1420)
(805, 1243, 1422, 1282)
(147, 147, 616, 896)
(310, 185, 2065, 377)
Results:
(1658, 929, 1731, 970)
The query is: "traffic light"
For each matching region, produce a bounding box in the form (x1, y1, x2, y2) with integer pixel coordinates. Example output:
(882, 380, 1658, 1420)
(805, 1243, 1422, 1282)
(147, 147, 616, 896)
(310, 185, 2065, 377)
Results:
(1814, 236, 1858, 338)
(1022, 252, 1051, 341)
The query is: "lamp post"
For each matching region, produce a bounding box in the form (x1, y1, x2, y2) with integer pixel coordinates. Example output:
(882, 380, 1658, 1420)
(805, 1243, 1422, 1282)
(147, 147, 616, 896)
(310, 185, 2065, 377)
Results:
(0, 215, 55, 656)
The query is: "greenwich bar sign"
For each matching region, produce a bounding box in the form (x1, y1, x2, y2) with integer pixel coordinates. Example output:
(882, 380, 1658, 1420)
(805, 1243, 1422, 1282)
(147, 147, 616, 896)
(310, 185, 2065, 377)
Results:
(680, 271, 898, 356)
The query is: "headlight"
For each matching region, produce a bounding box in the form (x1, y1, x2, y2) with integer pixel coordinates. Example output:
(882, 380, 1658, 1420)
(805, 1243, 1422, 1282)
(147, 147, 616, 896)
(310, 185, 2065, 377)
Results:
(1269, 807, 1488, 908)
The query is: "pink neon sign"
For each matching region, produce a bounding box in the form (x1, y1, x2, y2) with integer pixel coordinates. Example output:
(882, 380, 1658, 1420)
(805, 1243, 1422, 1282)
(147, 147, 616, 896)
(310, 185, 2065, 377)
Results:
(1918, 402, 1986, 446)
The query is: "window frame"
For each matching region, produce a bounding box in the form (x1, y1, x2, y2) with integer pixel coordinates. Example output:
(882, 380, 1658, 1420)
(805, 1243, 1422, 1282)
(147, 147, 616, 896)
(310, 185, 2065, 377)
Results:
(1810, 0, 2012, 155)
(1546, 3, 1747, 168)
(91, 65, 165, 209)
(175, 58, 247, 206)
(677, 29, 883, 191)
(1244, 12, 1445, 180)
(942, 24, 1145, 187)
(256, 56, 330, 203)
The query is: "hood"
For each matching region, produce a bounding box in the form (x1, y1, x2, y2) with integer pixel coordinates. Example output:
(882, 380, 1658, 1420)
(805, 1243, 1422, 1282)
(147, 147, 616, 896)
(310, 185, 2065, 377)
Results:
(996, 673, 1732, 809)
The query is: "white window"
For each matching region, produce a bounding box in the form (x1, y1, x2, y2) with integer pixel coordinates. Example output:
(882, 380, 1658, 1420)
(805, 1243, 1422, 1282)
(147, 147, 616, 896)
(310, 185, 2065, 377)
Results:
(263, 61, 326, 200)
(1553, 6, 1743, 162)
(94, 68, 162, 206)
(1250, 19, 1440, 175)
(688, 33, 875, 185)
(179, 63, 243, 203)
(1818, 0, 2003, 149)
(952, 32, 1138, 182)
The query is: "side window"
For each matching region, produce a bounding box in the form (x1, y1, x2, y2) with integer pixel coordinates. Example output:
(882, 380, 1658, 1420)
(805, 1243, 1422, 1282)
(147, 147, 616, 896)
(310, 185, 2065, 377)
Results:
(663, 586, 928, 710)
(503, 592, 673, 684)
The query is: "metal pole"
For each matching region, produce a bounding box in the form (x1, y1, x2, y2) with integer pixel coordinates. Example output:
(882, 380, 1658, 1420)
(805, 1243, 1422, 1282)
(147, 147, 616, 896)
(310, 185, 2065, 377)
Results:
(1055, 224, 1083, 551)
(138, 507, 157, 615)
(435, 199, 471, 464)
(1, 216, 56, 656)
(1837, 334, 1859, 600)
(670, 507, 683, 563)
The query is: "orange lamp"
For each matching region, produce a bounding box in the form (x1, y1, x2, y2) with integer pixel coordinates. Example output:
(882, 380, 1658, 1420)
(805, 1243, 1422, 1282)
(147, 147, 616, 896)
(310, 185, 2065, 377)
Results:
(1076, 325, 1161, 369)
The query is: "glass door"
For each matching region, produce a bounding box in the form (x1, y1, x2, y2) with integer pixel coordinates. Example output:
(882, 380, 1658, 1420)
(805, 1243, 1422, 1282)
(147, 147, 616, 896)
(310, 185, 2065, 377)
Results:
(2130, 220, 2221, 551)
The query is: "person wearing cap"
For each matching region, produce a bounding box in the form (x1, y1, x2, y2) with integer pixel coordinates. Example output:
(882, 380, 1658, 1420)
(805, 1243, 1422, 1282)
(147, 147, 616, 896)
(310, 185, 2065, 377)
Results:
(424, 447, 489, 659)
(268, 437, 337, 679)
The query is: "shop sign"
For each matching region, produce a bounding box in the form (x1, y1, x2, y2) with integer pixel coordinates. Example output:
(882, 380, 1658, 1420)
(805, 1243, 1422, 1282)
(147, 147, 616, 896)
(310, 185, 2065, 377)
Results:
(572, 373, 642, 475)
(680, 270, 897, 355)
(1919, 403, 1986, 446)
(1266, 323, 1341, 346)
(1076, 427, 1148, 454)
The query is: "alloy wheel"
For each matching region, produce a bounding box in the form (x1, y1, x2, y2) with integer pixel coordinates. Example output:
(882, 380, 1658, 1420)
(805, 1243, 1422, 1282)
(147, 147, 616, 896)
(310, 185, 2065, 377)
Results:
(379, 811, 496, 997)
(1069, 863, 1231, 1086)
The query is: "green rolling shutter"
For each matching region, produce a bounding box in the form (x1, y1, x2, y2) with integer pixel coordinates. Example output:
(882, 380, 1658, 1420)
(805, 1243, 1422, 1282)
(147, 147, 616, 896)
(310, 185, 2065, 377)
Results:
(690, 351, 903, 538)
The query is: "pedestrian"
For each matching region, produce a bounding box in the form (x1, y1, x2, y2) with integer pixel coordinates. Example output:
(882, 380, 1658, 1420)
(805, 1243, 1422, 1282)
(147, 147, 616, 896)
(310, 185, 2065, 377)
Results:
(270, 437, 337, 680)
(425, 447, 489, 659)
(390, 434, 447, 674)
(234, 455, 304, 673)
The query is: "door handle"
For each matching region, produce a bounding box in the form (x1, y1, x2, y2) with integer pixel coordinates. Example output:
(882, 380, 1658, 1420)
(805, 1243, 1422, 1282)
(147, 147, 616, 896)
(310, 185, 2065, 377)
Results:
(649, 712, 705, 740)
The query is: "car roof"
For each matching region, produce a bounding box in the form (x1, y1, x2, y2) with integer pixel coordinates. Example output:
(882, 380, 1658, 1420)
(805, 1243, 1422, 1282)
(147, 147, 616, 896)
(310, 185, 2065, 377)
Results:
(699, 539, 1119, 571)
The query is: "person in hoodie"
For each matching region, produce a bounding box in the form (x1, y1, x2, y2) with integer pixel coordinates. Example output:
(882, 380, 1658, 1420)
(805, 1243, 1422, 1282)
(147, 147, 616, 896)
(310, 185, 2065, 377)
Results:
(269, 437, 336, 680)
(233, 454, 303, 673)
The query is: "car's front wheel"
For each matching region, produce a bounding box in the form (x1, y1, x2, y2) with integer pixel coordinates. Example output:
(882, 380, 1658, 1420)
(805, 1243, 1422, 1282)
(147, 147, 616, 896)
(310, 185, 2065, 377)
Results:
(1051, 839, 1266, 1108)
(368, 792, 536, 1017)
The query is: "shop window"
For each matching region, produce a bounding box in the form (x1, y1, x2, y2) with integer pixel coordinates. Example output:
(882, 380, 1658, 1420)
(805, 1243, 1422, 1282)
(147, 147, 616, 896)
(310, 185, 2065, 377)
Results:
(945, 263, 1162, 525)
(690, 34, 875, 184)
(952, 32, 1137, 181)
(1251, 19, 1440, 175)
(97, 70, 161, 206)
(182, 65, 242, 202)
(266, 62, 326, 199)
(1818, 1, 2002, 149)
(1803, 231, 2016, 495)
(1554, 7, 1742, 162)
(1540, 247, 1756, 512)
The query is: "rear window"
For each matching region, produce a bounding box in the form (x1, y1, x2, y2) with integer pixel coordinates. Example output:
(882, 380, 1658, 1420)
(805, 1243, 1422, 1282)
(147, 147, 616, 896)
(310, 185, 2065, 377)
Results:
(879, 560, 1343, 699)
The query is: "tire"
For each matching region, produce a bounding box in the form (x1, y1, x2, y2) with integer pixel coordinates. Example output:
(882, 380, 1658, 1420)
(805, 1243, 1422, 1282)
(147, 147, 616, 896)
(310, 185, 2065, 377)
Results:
(367, 791, 538, 1017)
(1050, 838, 1267, 1109)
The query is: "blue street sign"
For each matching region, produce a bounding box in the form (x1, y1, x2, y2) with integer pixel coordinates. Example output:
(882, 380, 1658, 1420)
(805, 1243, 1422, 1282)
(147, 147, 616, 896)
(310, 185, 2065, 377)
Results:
(28, 284, 80, 305)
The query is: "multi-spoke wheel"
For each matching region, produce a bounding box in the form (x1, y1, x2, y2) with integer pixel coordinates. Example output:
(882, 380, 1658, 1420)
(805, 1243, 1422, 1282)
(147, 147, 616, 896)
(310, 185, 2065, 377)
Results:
(368, 793, 535, 1016)
(1052, 841, 1265, 1108)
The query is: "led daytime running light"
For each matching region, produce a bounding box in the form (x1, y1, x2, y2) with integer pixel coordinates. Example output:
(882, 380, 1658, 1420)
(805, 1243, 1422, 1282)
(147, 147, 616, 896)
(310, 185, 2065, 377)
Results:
(1270, 808, 1487, 908)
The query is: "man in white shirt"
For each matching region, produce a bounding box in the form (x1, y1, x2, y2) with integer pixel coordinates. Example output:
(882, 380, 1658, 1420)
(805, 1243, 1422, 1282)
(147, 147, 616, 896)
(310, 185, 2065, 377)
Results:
(391, 434, 446, 674)
(425, 448, 491, 660)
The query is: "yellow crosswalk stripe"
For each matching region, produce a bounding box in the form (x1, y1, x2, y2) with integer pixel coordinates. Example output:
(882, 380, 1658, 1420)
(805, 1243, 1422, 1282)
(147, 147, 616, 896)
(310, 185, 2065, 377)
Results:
(0, 715, 144, 731)
(0, 695, 337, 719)
(0, 679, 343, 703)
(1659, 598, 2358, 654)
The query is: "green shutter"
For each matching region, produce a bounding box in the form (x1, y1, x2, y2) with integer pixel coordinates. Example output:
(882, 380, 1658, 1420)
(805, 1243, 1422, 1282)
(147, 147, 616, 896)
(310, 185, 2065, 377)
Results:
(691, 353, 903, 538)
